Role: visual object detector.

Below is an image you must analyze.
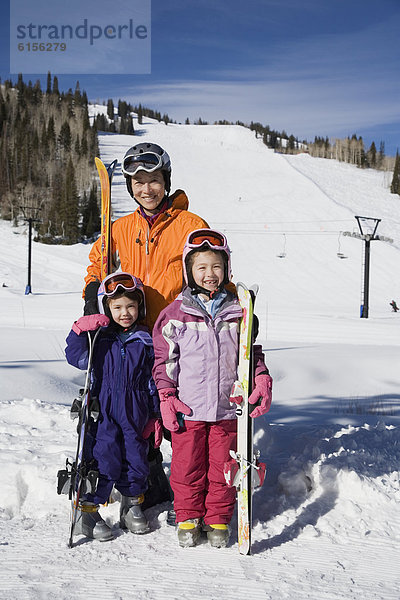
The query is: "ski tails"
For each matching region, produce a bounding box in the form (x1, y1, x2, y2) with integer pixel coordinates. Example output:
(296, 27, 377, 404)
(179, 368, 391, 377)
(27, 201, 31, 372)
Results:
(95, 157, 117, 281)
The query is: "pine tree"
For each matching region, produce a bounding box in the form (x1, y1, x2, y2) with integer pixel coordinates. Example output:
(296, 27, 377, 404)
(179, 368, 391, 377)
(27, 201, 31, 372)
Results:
(81, 182, 100, 238)
(46, 71, 52, 94)
(368, 142, 377, 167)
(47, 116, 56, 146)
(126, 116, 134, 134)
(60, 157, 80, 243)
(95, 113, 108, 131)
(118, 100, 130, 119)
(74, 81, 82, 104)
(81, 133, 88, 156)
(59, 121, 72, 151)
(53, 76, 60, 96)
(32, 80, 42, 104)
(82, 106, 90, 132)
(391, 151, 400, 195)
(107, 99, 114, 120)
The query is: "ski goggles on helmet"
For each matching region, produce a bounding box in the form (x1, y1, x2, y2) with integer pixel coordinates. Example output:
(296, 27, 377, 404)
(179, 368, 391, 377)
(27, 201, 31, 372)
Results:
(182, 229, 231, 287)
(97, 272, 146, 318)
(122, 152, 163, 176)
(102, 273, 142, 296)
(186, 229, 228, 252)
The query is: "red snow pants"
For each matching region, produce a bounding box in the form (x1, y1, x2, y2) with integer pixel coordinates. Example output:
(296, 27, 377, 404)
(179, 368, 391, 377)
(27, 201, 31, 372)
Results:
(170, 419, 237, 525)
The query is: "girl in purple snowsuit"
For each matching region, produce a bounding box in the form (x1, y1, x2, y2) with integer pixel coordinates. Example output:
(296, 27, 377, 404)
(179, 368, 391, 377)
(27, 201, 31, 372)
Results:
(65, 273, 161, 542)
(152, 229, 272, 548)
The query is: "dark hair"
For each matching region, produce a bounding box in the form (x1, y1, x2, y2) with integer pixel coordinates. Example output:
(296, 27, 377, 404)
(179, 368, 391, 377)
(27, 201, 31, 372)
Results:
(105, 289, 142, 307)
(185, 246, 228, 291)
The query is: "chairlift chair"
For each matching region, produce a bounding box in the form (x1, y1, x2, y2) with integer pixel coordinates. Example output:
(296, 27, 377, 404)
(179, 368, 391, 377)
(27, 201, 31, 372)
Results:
(277, 233, 286, 258)
(337, 232, 348, 259)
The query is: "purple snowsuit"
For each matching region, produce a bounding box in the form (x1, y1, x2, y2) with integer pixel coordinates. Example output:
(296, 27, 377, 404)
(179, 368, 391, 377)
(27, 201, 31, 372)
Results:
(65, 325, 159, 505)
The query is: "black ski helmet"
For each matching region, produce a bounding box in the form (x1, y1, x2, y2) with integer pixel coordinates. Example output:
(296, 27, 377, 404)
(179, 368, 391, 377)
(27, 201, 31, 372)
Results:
(121, 142, 172, 201)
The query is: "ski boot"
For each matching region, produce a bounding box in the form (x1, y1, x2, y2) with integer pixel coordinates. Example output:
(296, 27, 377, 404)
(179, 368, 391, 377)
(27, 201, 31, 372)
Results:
(74, 502, 114, 542)
(204, 524, 230, 548)
(177, 519, 202, 548)
(167, 507, 176, 526)
(120, 494, 150, 534)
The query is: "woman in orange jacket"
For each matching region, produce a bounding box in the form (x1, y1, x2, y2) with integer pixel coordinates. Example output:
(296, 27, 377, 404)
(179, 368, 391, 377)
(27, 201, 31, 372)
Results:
(84, 142, 208, 329)
(82, 142, 209, 513)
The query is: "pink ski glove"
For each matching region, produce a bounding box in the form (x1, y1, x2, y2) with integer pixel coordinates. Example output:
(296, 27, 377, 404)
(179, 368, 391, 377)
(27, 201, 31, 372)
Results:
(159, 388, 192, 432)
(142, 418, 163, 448)
(72, 314, 110, 335)
(248, 374, 273, 418)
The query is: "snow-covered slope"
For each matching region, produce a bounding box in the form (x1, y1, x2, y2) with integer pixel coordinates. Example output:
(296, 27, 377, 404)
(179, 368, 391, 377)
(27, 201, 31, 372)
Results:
(1, 116, 399, 599)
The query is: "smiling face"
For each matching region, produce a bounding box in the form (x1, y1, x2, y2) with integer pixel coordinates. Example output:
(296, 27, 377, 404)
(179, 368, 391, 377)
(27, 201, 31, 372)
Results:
(131, 170, 165, 215)
(107, 295, 139, 328)
(190, 250, 225, 296)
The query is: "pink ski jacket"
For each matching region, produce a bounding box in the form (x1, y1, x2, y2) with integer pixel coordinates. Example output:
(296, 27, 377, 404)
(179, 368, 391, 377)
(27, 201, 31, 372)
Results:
(152, 288, 267, 422)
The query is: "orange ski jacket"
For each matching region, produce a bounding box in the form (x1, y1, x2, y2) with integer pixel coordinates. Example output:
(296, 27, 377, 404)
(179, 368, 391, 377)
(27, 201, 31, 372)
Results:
(84, 189, 209, 329)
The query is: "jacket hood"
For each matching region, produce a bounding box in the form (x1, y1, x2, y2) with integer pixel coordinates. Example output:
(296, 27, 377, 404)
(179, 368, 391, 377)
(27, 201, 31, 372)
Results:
(169, 189, 189, 211)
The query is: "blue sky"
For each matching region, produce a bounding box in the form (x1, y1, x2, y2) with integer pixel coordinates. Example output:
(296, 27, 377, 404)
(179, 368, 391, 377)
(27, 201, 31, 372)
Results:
(2, 0, 400, 154)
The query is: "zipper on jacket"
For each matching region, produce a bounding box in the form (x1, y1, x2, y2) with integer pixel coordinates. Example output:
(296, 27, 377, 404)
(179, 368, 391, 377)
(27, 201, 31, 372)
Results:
(145, 224, 152, 283)
(114, 343, 126, 405)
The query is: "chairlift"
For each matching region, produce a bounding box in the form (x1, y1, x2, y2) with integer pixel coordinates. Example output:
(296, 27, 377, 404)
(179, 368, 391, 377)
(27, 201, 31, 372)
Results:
(43, 220, 52, 239)
(337, 232, 348, 259)
(277, 234, 286, 258)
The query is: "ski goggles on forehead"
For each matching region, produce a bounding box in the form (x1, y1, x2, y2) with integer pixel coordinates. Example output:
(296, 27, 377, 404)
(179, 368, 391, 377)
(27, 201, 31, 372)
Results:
(104, 273, 141, 295)
(187, 230, 228, 250)
(122, 152, 163, 176)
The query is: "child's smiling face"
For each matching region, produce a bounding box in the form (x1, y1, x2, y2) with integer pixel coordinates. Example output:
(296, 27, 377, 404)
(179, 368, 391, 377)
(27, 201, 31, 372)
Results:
(108, 296, 139, 328)
(191, 250, 225, 294)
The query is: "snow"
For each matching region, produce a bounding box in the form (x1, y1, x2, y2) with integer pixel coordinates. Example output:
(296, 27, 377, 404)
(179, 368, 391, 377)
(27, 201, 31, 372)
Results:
(1, 114, 399, 599)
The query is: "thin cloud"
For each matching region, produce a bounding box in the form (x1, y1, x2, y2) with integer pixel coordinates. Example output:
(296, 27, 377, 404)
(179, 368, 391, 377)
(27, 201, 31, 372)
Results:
(123, 78, 400, 143)
(125, 11, 400, 145)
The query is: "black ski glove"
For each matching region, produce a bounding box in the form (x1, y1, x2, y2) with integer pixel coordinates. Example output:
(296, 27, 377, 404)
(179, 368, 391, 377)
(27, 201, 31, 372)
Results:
(83, 280, 101, 315)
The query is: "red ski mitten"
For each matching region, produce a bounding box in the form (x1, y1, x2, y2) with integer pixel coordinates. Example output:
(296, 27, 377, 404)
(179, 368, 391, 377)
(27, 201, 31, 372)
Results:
(159, 388, 192, 432)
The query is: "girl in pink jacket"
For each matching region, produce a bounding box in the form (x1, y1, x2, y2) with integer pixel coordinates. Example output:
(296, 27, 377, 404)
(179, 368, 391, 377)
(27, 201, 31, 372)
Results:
(152, 229, 272, 548)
